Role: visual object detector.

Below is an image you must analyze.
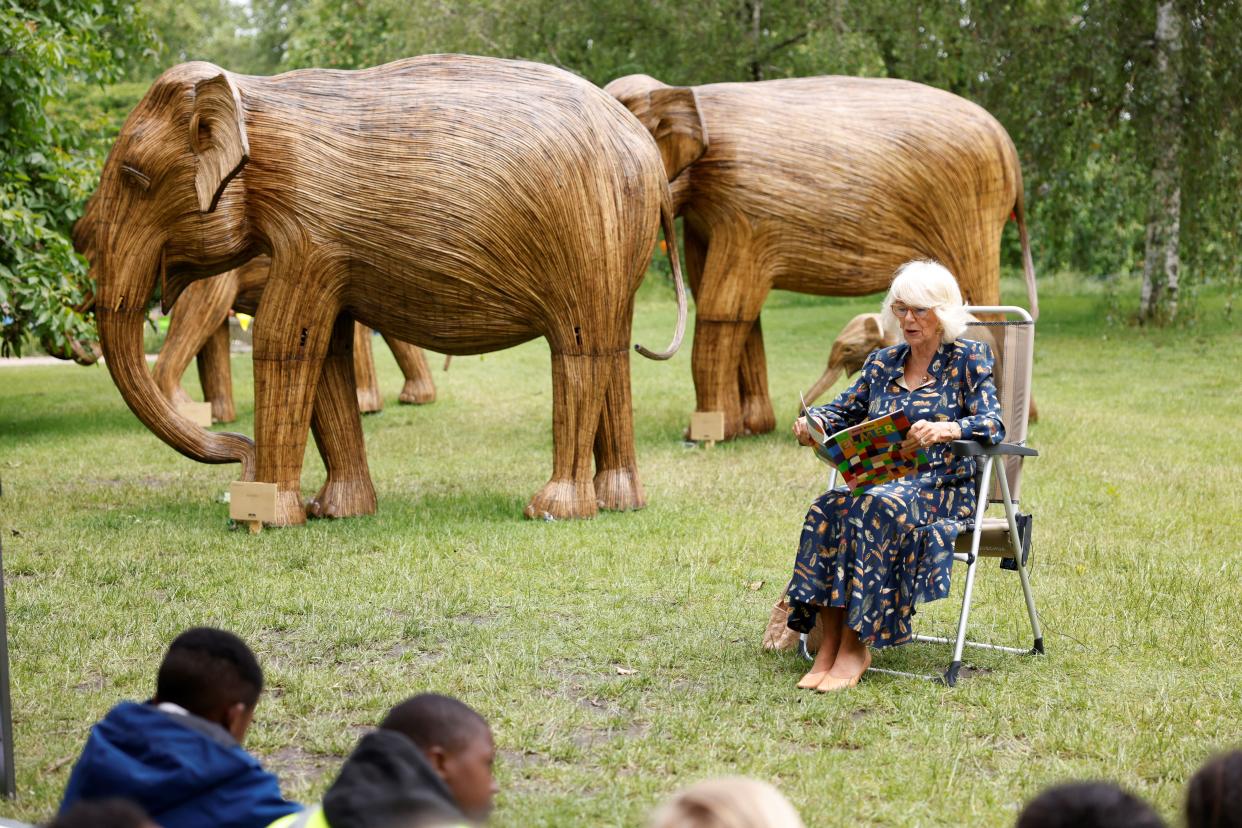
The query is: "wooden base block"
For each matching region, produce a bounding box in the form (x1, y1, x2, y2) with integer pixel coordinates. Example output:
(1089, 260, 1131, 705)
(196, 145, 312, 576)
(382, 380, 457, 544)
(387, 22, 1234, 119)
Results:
(689, 411, 726, 445)
(229, 481, 278, 526)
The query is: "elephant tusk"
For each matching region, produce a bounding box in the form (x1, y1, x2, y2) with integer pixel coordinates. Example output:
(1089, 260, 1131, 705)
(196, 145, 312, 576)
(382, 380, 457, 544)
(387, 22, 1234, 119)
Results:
(634, 193, 687, 361)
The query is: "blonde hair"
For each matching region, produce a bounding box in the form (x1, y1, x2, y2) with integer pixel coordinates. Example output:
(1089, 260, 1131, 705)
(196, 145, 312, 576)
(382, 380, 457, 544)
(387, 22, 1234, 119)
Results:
(649, 777, 805, 828)
(880, 260, 970, 344)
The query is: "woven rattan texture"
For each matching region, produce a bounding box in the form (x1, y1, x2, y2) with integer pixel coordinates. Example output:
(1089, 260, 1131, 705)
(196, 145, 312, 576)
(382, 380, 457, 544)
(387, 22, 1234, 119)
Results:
(606, 73, 1038, 442)
(83, 55, 685, 525)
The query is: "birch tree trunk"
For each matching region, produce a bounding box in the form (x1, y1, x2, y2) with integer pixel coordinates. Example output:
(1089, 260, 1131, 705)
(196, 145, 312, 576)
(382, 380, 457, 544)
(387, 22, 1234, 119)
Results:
(1139, 0, 1183, 324)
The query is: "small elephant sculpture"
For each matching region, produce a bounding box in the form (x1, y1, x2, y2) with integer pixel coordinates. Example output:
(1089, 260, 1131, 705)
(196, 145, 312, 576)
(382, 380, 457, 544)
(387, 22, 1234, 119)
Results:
(802, 313, 894, 405)
(82, 55, 685, 526)
(155, 255, 437, 423)
(606, 74, 1038, 441)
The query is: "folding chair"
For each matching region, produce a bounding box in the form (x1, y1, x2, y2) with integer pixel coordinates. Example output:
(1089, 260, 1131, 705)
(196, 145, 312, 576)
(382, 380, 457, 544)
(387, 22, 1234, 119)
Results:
(799, 305, 1043, 686)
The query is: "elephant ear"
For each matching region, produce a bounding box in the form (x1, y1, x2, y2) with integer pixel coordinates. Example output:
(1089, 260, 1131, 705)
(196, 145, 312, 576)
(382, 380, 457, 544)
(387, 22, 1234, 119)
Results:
(647, 87, 708, 182)
(190, 73, 249, 213)
(863, 314, 883, 341)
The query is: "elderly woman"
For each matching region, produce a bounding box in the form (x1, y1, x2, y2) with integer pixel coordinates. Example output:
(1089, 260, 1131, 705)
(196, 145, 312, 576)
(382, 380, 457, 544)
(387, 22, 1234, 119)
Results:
(787, 260, 1005, 691)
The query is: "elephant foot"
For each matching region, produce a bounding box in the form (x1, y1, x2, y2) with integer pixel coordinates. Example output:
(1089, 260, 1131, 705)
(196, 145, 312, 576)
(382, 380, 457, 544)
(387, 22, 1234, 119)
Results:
(306, 477, 377, 520)
(398, 378, 436, 405)
(524, 479, 598, 521)
(741, 394, 776, 436)
(593, 468, 646, 512)
(210, 398, 236, 424)
(261, 489, 308, 528)
(171, 386, 194, 407)
(356, 387, 384, 415)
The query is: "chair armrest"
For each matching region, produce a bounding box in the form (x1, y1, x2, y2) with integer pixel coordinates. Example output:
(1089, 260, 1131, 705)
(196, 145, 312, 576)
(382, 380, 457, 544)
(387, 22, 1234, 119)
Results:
(950, 440, 1039, 458)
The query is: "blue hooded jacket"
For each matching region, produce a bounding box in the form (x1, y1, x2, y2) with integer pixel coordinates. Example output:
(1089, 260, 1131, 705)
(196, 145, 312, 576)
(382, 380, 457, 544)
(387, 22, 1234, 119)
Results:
(60, 701, 301, 828)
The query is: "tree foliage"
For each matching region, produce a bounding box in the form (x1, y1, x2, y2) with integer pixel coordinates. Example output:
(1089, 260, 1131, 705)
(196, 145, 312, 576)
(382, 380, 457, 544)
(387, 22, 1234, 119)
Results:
(0, 0, 153, 357)
(2, 0, 1238, 355)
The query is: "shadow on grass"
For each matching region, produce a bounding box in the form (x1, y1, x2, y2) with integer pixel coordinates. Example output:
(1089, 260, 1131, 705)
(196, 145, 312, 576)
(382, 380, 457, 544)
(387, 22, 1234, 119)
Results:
(0, 403, 144, 442)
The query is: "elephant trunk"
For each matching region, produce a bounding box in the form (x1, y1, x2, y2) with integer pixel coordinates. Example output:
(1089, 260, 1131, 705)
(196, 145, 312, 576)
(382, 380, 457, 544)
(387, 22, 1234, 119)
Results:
(804, 365, 844, 407)
(634, 190, 687, 360)
(95, 252, 255, 477)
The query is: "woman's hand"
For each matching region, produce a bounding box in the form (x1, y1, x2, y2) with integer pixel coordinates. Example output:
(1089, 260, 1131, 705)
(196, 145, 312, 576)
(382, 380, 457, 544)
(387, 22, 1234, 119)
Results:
(792, 416, 817, 447)
(901, 420, 962, 454)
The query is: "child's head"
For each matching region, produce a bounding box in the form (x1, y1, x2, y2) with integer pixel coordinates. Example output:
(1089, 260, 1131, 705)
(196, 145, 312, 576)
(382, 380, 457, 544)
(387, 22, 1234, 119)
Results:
(48, 798, 159, 828)
(1016, 782, 1165, 828)
(380, 694, 497, 822)
(154, 627, 264, 743)
(649, 777, 805, 828)
(1186, 750, 1242, 828)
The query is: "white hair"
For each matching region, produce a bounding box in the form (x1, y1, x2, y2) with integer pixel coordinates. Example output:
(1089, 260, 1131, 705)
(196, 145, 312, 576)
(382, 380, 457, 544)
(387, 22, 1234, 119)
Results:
(649, 777, 805, 828)
(880, 260, 970, 344)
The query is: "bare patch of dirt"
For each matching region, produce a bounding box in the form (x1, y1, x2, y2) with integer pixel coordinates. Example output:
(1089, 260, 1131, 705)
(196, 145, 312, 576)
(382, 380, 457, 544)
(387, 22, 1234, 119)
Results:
(73, 674, 106, 693)
(264, 745, 341, 789)
(385, 644, 442, 665)
(958, 664, 995, 680)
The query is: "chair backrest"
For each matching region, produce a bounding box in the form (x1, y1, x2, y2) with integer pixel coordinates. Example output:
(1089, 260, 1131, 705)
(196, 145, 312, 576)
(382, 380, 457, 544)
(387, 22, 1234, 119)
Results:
(963, 306, 1035, 504)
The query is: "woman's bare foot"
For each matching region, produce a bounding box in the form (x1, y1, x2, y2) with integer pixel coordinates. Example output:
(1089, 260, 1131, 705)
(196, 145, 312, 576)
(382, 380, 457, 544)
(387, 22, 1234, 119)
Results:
(797, 607, 845, 689)
(817, 629, 871, 692)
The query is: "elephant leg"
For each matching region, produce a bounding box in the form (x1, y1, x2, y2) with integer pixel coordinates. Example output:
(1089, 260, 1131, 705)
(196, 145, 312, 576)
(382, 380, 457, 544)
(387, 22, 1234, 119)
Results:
(592, 349, 645, 512)
(196, 320, 235, 423)
(251, 266, 338, 527)
(307, 314, 377, 520)
(524, 351, 608, 520)
(688, 223, 769, 440)
(353, 323, 383, 414)
(384, 334, 436, 404)
(683, 223, 707, 299)
(154, 270, 238, 409)
(737, 315, 776, 435)
(691, 319, 751, 439)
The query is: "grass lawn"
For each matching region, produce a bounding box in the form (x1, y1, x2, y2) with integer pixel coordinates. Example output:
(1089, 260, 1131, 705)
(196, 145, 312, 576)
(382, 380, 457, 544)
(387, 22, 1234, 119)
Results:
(0, 275, 1239, 826)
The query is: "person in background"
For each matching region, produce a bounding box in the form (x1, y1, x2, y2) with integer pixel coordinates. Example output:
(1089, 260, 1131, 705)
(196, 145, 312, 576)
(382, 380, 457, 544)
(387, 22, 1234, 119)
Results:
(1015, 782, 1165, 828)
(648, 777, 804, 828)
(267, 693, 497, 828)
(59, 627, 300, 828)
(1186, 750, 1242, 828)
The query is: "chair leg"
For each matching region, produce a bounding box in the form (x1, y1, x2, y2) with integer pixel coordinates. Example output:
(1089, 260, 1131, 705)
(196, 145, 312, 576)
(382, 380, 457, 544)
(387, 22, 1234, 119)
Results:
(945, 456, 994, 686)
(1016, 556, 1044, 654)
(994, 460, 1044, 656)
(945, 556, 981, 686)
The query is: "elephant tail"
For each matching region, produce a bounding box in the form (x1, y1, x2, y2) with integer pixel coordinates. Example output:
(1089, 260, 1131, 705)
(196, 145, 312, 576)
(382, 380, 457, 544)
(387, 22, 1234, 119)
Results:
(634, 189, 687, 361)
(1014, 184, 1039, 321)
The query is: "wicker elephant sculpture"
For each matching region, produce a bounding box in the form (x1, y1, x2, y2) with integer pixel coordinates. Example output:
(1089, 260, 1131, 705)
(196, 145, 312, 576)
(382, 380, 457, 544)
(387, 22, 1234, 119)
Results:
(82, 55, 685, 526)
(605, 74, 1038, 441)
(155, 255, 437, 423)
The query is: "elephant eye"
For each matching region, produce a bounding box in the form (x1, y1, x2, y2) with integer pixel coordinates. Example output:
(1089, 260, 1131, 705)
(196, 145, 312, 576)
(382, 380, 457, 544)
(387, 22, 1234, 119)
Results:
(121, 164, 151, 192)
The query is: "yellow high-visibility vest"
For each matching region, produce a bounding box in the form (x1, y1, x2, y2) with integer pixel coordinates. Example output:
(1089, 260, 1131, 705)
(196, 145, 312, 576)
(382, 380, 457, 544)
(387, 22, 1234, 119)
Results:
(266, 807, 328, 828)
(266, 806, 468, 828)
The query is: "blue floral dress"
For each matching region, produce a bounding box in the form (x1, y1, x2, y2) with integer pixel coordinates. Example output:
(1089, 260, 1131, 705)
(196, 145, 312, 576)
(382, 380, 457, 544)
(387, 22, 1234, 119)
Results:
(786, 338, 1005, 648)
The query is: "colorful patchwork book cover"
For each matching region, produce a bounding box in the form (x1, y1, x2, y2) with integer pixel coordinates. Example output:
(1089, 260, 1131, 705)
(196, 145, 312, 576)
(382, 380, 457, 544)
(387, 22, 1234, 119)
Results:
(800, 394, 932, 494)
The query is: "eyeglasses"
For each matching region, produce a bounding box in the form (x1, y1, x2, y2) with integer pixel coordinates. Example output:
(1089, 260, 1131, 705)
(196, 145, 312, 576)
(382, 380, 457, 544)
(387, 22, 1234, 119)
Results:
(890, 303, 933, 319)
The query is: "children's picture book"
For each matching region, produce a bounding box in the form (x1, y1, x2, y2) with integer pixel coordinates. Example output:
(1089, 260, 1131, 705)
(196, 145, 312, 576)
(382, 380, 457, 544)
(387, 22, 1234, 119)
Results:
(799, 393, 932, 494)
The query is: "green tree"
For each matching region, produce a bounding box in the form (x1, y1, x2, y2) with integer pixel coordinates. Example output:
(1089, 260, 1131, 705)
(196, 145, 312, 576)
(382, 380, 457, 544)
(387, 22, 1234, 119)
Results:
(0, 0, 153, 357)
